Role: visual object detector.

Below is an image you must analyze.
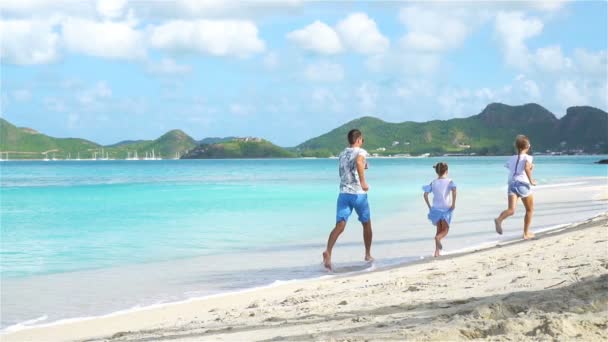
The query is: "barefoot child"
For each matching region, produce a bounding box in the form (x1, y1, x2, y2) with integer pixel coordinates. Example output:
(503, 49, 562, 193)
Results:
(494, 135, 537, 239)
(423, 162, 457, 257)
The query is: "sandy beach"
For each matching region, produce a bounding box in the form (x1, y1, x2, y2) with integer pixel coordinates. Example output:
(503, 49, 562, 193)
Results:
(3, 210, 607, 341)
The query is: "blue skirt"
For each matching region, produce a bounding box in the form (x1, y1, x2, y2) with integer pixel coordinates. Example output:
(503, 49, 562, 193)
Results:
(428, 208, 453, 225)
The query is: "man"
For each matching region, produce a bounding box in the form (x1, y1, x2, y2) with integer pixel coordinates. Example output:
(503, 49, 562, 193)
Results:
(322, 129, 374, 271)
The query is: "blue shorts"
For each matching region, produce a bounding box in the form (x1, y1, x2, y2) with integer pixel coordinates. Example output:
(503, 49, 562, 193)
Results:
(428, 207, 453, 225)
(336, 193, 370, 223)
(508, 181, 532, 198)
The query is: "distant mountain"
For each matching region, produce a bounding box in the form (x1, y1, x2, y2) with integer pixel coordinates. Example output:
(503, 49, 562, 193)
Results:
(106, 139, 147, 147)
(0, 119, 197, 159)
(2, 102, 606, 159)
(182, 138, 295, 159)
(198, 137, 237, 144)
(296, 103, 608, 156)
(0, 118, 100, 159)
(106, 129, 197, 159)
(558, 106, 608, 149)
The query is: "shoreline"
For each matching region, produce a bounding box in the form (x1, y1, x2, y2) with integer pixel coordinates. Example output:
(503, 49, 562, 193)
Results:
(1, 153, 607, 162)
(1, 209, 602, 333)
(3, 211, 607, 341)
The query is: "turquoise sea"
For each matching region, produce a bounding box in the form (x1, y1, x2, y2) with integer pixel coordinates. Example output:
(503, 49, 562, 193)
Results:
(1, 156, 607, 330)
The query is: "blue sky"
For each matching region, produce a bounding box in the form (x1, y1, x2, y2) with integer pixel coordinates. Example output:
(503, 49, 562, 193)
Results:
(1, 0, 607, 146)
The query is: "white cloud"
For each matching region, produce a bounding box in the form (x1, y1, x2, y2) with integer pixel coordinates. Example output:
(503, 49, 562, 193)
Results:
(304, 62, 344, 82)
(528, 0, 570, 12)
(96, 0, 127, 19)
(335, 13, 389, 55)
(263, 51, 279, 70)
(133, 0, 303, 20)
(0, 0, 96, 18)
(12, 89, 32, 102)
(395, 80, 435, 99)
(356, 83, 378, 114)
(474, 88, 496, 102)
(0, 19, 60, 65)
(44, 97, 67, 112)
(522, 79, 541, 99)
(67, 113, 80, 129)
(574, 49, 607, 75)
(146, 58, 192, 75)
(62, 17, 145, 59)
(229, 103, 253, 116)
(534, 45, 572, 72)
(149, 19, 265, 57)
(495, 11, 544, 69)
(311, 88, 344, 113)
(438, 88, 475, 117)
(555, 79, 588, 109)
(78, 81, 112, 106)
(286, 20, 342, 55)
(399, 6, 474, 52)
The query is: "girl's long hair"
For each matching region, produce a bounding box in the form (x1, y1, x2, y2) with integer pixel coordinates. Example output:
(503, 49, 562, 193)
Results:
(513, 135, 530, 178)
(434, 162, 448, 176)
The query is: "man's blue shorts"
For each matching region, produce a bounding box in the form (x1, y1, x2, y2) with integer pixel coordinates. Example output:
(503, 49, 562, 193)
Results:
(336, 193, 370, 223)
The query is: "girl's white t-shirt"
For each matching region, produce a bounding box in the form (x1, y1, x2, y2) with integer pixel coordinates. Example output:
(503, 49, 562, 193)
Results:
(423, 178, 456, 210)
(505, 154, 533, 183)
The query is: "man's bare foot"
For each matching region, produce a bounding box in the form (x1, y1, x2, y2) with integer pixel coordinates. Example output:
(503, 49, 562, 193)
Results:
(364, 255, 374, 263)
(494, 218, 503, 235)
(322, 251, 332, 271)
(523, 232, 535, 240)
(434, 249, 440, 257)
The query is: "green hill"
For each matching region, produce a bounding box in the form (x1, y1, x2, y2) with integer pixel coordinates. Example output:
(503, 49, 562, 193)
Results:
(0, 119, 197, 159)
(107, 129, 197, 159)
(2, 102, 606, 159)
(0, 118, 100, 159)
(296, 103, 608, 156)
(182, 138, 296, 159)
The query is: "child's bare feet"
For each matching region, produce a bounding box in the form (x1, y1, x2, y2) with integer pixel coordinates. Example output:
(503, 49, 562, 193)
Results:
(494, 218, 503, 235)
(523, 232, 535, 240)
(322, 251, 332, 271)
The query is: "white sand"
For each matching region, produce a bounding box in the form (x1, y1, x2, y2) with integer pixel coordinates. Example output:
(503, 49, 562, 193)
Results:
(4, 212, 607, 341)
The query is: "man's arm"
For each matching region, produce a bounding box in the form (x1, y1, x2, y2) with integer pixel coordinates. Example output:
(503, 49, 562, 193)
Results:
(450, 188, 457, 211)
(356, 154, 369, 191)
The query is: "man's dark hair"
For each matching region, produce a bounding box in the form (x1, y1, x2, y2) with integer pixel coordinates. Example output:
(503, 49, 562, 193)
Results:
(347, 129, 362, 145)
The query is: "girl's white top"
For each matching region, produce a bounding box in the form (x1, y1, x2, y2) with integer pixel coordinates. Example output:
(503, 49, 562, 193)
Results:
(505, 154, 533, 183)
(423, 178, 456, 210)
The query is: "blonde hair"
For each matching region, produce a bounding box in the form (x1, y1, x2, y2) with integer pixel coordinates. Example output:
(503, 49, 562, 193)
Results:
(514, 135, 530, 153)
(513, 135, 530, 177)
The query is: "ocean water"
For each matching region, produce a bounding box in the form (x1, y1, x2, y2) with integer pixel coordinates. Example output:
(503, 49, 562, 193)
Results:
(1, 156, 607, 330)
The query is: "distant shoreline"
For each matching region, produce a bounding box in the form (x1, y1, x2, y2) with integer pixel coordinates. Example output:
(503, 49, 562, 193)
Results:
(1, 153, 607, 162)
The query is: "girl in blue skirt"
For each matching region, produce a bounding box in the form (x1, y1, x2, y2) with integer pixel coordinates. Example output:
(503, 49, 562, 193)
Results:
(423, 162, 457, 257)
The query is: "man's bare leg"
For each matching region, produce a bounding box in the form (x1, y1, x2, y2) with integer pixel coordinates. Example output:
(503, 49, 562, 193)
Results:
(522, 195, 535, 239)
(323, 220, 346, 270)
(362, 220, 373, 262)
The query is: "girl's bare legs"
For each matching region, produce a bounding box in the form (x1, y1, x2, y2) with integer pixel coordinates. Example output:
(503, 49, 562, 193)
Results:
(495, 195, 518, 234)
(434, 220, 449, 257)
(521, 195, 535, 239)
(434, 223, 441, 257)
